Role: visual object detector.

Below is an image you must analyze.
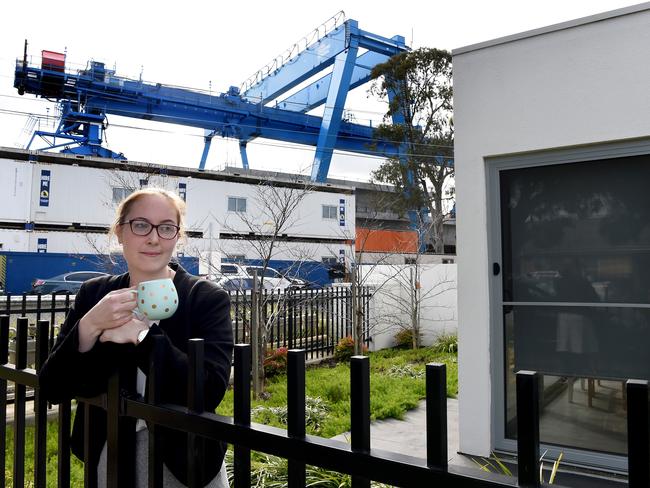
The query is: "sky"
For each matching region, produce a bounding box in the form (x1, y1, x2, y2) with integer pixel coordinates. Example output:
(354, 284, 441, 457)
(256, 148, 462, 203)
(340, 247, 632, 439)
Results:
(0, 0, 641, 181)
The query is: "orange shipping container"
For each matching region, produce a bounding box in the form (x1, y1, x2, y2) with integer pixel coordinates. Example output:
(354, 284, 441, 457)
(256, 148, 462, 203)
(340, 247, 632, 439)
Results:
(355, 228, 418, 253)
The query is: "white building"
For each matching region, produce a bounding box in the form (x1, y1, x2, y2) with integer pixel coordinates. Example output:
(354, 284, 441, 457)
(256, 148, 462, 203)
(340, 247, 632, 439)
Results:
(454, 3, 650, 473)
(0, 147, 354, 292)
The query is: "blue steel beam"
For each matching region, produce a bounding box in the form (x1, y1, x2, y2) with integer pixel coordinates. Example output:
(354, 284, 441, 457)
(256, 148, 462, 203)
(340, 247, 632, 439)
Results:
(241, 25, 347, 104)
(242, 22, 406, 107)
(277, 47, 403, 113)
(15, 63, 399, 157)
(311, 21, 360, 182)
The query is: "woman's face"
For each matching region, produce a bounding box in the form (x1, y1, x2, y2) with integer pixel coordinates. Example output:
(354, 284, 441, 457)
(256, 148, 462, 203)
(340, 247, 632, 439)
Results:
(116, 194, 179, 280)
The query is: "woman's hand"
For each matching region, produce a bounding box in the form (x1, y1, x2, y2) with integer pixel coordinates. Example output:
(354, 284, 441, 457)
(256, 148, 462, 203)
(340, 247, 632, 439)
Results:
(78, 287, 138, 352)
(99, 317, 149, 345)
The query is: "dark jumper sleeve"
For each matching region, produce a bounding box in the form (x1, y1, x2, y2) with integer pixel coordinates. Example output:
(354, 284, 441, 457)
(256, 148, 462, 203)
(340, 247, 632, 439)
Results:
(39, 282, 117, 404)
(135, 279, 233, 411)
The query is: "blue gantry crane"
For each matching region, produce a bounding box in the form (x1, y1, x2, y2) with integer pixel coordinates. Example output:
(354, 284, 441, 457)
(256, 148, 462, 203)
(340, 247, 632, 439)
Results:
(14, 13, 409, 182)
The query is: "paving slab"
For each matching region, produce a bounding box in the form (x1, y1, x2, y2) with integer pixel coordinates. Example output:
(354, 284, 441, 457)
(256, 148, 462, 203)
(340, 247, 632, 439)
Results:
(331, 398, 478, 470)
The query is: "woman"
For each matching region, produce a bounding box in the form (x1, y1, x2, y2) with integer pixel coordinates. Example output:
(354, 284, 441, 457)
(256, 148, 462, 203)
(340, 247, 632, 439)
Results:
(39, 188, 233, 487)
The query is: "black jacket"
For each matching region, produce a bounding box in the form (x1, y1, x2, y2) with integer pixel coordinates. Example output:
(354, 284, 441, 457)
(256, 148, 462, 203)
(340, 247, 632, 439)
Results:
(39, 263, 233, 486)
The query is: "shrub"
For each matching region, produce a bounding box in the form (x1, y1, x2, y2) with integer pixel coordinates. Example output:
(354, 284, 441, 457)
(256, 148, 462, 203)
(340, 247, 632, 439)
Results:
(394, 328, 417, 348)
(334, 336, 367, 362)
(264, 347, 288, 377)
(386, 364, 425, 379)
(252, 396, 330, 432)
(432, 332, 458, 354)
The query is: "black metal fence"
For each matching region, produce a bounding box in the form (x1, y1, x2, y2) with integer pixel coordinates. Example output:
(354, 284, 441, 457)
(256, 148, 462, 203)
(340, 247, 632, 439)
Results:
(0, 288, 372, 364)
(1, 314, 649, 488)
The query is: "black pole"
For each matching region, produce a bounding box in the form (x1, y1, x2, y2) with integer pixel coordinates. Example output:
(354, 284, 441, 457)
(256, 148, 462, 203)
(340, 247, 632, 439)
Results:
(426, 363, 447, 469)
(234, 344, 251, 488)
(13, 317, 28, 488)
(147, 336, 165, 488)
(33, 320, 49, 488)
(0, 315, 8, 488)
(57, 400, 71, 488)
(516, 370, 540, 488)
(626, 379, 649, 488)
(351, 355, 370, 488)
(288, 349, 306, 488)
(187, 338, 206, 488)
(107, 369, 137, 488)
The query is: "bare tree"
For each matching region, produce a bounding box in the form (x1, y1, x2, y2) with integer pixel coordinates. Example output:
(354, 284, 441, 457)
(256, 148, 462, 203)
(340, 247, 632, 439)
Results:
(218, 175, 316, 397)
(360, 214, 456, 349)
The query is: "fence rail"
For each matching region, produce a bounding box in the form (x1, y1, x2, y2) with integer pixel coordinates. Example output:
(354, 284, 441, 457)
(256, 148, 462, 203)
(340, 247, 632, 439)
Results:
(1, 314, 649, 487)
(0, 287, 372, 365)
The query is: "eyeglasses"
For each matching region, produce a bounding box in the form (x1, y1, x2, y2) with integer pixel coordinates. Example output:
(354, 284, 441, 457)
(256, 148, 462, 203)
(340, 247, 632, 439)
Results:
(120, 219, 180, 239)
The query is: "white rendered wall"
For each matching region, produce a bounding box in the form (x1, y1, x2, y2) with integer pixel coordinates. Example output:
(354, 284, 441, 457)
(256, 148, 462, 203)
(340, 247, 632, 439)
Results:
(360, 264, 457, 351)
(453, 5, 650, 456)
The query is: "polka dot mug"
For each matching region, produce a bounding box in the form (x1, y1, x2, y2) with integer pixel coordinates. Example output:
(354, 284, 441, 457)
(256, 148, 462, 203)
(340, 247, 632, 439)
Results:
(136, 277, 178, 320)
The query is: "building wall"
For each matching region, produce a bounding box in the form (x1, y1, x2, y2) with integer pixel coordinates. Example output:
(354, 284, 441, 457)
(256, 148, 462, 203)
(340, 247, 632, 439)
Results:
(452, 4, 650, 456)
(0, 151, 353, 292)
(360, 263, 457, 351)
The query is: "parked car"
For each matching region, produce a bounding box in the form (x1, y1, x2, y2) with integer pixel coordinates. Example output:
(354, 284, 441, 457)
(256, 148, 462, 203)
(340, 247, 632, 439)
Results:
(211, 276, 273, 293)
(31, 271, 109, 294)
(216, 264, 293, 290)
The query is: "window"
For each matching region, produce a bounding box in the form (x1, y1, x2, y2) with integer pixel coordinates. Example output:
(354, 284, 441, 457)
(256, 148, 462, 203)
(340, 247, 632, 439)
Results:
(322, 257, 338, 265)
(404, 257, 417, 265)
(228, 197, 246, 213)
(227, 254, 245, 262)
(247, 267, 281, 278)
(220, 265, 239, 275)
(322, 205, 337, 219)
(493, 149, 650, 464)
(112, 187, 133, 204)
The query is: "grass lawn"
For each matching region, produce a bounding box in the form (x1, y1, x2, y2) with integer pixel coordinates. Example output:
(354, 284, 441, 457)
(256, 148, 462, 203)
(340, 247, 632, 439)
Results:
(5, 346, 457, 486)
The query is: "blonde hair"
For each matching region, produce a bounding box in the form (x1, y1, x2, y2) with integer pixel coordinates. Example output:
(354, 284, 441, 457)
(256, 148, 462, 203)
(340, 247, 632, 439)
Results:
(110, 187, 187, 240)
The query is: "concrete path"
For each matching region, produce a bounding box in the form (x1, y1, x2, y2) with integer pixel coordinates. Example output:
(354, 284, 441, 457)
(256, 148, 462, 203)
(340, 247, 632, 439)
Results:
(332, 398, 478, 470)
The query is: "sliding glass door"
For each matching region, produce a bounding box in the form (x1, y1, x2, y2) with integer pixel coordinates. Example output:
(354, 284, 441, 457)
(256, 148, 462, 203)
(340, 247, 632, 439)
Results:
(494, 151, 650, 469)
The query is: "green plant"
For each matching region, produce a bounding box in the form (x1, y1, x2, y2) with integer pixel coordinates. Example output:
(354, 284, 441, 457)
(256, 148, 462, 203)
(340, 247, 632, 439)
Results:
(394, 328, 417, 348)
(432, 332, 458, 354)
(252, 396, 330, 433)
(386, 364, 425, 379)
(472, 450, 563, 485)
(334, 336, 367, 362)
(264, 347, 288, 377)
(226, 449, 395, 487)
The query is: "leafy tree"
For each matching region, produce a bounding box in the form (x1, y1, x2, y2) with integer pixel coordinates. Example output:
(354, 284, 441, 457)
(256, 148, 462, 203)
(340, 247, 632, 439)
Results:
(369, 47, 454, 253)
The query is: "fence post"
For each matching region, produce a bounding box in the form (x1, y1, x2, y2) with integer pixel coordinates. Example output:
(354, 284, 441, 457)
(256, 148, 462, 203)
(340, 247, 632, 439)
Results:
(251, 272, 260, 398)
(106, 368, 136, 488)
(234, 344, 251, 488)
(426, 363, 447, 469)
(288, 349, 306, 488)
(58, 399, 71, 488)
(187, 338, 206, 488)
(13, 316, 28, 488)
(147, 335, 165, 488)
(288, 291, 295, 350)
(351, 355, 370, 488)
(33, 320, 49, 488)
(0, 315, 8, 488)
(627, 379, 649, 488)
(516, 370, 540, 488)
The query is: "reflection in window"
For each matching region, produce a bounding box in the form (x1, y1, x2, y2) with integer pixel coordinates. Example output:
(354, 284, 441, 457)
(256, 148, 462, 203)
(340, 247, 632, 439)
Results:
(500, 154, 650, 458)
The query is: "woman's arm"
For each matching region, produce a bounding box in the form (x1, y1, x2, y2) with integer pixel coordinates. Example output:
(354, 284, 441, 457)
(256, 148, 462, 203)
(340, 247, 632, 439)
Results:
(136, 280, 233, 410)
(38, 284, 105, 403)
